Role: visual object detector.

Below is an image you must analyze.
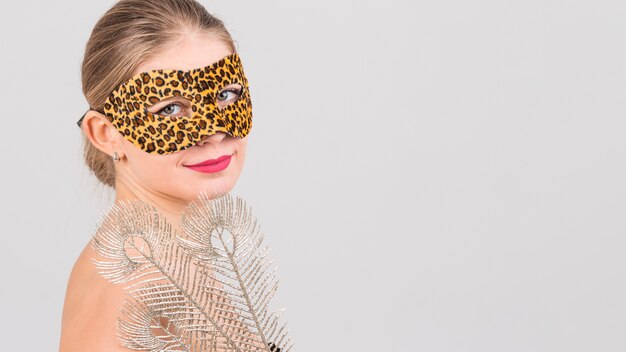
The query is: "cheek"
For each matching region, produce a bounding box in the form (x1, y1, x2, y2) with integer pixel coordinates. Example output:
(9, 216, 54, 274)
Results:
(126, 148, 179, 182)
(233, 139, 248, 167)
(235, 136, 248, 156)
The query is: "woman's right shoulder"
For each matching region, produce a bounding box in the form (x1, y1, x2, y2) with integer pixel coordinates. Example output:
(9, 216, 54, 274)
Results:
(59, 238, 136, 352)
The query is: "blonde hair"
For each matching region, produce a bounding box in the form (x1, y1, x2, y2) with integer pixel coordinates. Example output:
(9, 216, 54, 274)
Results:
(80, 0, 236, 188)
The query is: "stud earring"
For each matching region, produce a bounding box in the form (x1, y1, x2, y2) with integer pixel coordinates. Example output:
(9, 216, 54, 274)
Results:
(112, 151, 120, 163)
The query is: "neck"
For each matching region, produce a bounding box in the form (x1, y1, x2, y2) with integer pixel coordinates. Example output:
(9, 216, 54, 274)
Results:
(114, 174, 188, 233)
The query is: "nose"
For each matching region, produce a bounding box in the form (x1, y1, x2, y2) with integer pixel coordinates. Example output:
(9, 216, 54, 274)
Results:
(196, 132, 227, 146)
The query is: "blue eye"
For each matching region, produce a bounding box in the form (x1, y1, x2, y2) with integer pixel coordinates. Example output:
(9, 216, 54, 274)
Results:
(217, 86, 243, 103)
(156, 102, 183, 116)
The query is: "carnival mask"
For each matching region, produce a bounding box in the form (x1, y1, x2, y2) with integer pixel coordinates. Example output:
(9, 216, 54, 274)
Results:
(77, 52, 252, 155)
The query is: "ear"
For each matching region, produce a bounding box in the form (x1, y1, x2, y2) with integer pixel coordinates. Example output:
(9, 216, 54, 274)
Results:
(81, 110, 125, 159)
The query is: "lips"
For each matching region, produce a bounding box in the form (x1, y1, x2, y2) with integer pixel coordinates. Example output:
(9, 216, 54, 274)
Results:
(184, 154, 232, 167)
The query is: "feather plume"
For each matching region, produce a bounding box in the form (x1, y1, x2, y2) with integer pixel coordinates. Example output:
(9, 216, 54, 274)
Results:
(90, 191, 293, 352)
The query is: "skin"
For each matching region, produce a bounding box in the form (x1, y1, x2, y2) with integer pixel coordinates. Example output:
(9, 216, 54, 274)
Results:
(59, 31, 256, 351)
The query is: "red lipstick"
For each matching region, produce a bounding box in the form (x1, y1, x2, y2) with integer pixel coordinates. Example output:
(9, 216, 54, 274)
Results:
(183, 154, 232, 173)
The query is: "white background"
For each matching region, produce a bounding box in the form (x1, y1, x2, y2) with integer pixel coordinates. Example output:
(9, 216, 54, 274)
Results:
(1, 0, 625, 351)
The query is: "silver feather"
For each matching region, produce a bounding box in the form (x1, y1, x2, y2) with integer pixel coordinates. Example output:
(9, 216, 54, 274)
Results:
(90, 191, 294, 352)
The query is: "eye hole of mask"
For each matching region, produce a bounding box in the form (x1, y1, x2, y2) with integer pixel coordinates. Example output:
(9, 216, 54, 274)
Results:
(146, 96, 193, 117)
(215, 83, 243, 105)
(145, 83, 244, 118)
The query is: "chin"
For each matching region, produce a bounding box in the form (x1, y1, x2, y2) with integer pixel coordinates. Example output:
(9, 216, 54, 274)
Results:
(186, 179, 235, 201)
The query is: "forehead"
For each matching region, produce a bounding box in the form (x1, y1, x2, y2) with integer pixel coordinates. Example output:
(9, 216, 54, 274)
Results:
(132, 34, 233, 78)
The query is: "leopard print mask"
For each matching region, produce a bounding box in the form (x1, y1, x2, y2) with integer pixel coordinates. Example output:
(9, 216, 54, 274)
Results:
(78, 52, 252, 155)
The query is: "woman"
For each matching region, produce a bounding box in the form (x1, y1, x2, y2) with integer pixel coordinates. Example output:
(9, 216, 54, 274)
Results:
(60, 1, 278, 350)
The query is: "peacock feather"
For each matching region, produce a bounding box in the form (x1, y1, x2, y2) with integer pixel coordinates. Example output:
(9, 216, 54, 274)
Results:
(90, 191, 293, 352)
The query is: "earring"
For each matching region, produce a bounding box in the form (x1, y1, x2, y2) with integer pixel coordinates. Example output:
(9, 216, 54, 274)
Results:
(112, 151, 120, 163)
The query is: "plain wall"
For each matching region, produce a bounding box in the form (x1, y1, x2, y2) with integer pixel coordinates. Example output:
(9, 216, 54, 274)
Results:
(0, 0, 624, 351)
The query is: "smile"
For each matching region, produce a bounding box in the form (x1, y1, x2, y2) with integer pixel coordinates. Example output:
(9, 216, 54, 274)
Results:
(183, 154, 232, 173)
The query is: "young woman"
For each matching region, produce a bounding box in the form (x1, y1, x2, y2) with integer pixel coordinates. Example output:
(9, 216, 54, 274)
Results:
(59, 1, 275, 350)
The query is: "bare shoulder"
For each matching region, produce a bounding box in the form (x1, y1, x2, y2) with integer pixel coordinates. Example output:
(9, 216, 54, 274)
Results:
(59, 238, 136, 352)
